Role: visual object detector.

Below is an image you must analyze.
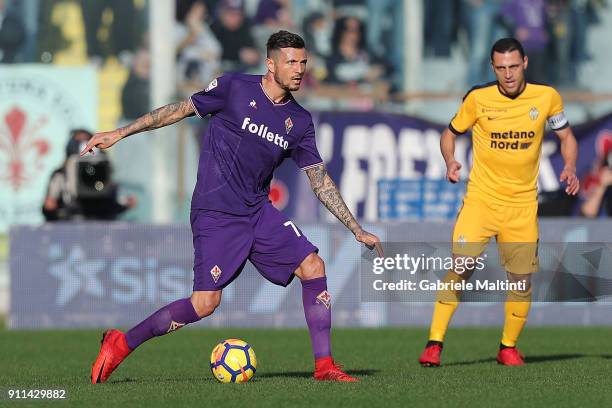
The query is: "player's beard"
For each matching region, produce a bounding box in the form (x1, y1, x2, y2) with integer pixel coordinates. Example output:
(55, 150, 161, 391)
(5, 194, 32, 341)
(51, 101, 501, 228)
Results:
(499, 76, 526, 97)
(274, 71, 299, 92)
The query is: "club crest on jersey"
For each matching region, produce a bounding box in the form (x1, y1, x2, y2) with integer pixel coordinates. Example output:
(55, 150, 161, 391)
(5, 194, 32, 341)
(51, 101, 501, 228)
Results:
(210, 265, 222, 283)
(285, 117, 293, 134)
(316, 290, 331, 309)
(529, 107, 539, 120)
(205, 78, 218, 92)
(249, 99, 257, 109)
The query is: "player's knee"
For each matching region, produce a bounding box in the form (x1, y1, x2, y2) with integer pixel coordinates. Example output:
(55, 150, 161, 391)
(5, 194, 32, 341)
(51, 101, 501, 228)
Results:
(507, 272, 532, 292)
(190, 292, 221, 318)
(297, 252, 325, 281)
(451, 255, 479, 280)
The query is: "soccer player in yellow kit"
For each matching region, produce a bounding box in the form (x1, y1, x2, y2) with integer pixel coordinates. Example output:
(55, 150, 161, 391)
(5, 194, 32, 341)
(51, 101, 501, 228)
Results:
(418, 38, 580, 366)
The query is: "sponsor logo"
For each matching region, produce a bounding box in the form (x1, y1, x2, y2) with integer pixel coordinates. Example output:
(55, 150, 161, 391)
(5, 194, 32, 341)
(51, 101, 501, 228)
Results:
(490, 130, 535, 150)
(285, 117, 293, 134)
(205, 78, 218, 92)
(241, 117, 289, 150)
(49, 245, 105, 306)
(47, 244, 190, 306)
(249, 99, 257, 109)
(529, 107, 539, 120)
(487, 116, 500, 121)
(210, 265, 222, 283)
(481, 108, 508, 113)
(316, 290, 331, 309)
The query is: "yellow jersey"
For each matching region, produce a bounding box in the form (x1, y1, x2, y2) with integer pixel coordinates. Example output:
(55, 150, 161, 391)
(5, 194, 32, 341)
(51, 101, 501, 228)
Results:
(449, 81, 568, 206)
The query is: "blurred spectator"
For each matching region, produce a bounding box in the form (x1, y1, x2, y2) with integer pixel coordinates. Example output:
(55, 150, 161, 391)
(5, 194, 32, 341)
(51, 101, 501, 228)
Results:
(254, 0, 293, 28)
(43, 129, 137, 221)
(252, 0, 294, 59)
(211, 0, 260, 72)
(462, 0, 503, 85)
(302, 11, 332, 58)
(300, 11, 332, 86)
(176, 0, 221, 91)
(121, 45, 151, 121)
(78, 0, 139, 63)
(581, 145, 612, 217)
(0, 0, 26, 63)
(500, 0, 549, 83)
(325, 16, 386, 86)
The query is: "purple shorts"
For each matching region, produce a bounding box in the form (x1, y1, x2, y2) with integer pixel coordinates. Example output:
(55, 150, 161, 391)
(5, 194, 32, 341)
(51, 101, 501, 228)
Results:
(190, 203, 318, 291)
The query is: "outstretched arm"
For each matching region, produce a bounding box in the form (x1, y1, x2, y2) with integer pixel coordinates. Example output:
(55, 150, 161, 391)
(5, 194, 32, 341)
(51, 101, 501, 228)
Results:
(305, 164, 383, 256)
(80, 99, 195, 155)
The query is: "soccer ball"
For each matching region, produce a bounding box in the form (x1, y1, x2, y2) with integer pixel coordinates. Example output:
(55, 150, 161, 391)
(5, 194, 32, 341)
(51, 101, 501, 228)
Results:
(210, 339, 257, 383)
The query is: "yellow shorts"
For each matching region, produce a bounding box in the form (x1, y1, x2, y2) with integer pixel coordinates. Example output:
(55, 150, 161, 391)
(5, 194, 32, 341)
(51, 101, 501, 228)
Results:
(451, 196, 539, 275)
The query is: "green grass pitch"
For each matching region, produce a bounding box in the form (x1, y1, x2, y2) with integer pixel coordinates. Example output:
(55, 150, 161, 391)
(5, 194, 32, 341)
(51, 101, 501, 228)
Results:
(1, 327, 611, 407)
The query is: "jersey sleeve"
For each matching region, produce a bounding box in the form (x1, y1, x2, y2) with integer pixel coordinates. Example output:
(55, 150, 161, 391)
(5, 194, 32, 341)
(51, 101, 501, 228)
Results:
(449, 91, 477, 135)
(547, 88, 569, 130)
(291, 119, 323, 170)
(190, 75, 231, 117)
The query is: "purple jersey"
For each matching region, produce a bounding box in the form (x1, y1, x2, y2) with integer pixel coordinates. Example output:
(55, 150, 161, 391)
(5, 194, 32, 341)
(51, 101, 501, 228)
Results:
(190, 73, 323, 214)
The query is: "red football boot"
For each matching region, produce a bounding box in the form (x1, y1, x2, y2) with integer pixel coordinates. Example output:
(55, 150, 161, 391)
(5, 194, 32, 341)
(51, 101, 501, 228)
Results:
(418, 342, 443, 367)
(91, 329, 132, 383)
(313, 357, 359, 382)
(496, 347, 525, 366)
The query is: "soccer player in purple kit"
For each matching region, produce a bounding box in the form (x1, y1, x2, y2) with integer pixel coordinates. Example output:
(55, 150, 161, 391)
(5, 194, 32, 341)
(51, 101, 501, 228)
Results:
(85, 31, 383, 383)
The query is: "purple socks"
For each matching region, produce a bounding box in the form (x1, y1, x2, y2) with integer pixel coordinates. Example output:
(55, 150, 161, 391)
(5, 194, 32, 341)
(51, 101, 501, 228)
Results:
(124, 281, 332, 359)
(125, 298, 201, 350)
(301, 277, 332, 359)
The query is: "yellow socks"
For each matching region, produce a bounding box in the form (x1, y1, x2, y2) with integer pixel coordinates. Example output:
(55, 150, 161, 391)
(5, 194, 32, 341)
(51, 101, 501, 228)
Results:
(428, 272, 532, 346)
(428, 270, 464, 342)
(501, 288, 532, 347)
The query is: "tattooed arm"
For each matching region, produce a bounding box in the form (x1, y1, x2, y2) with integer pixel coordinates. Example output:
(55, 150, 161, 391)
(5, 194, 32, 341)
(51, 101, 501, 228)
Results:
(305, 164, 383, 255)
(80, 99, 195, 155)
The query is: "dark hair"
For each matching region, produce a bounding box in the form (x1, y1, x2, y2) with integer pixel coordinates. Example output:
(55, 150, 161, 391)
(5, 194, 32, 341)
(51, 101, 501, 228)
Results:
(490, 38, 525, 60)
(266, 31, 305, 57)
(176, 0, 204, 22)
(65, 129, 93, 157)
(331, 16, 366, 55)
(70, 128, 93, 139)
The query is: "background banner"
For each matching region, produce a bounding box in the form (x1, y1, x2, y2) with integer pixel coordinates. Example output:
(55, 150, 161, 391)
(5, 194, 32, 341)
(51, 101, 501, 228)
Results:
(9, 220, 612, 329)
(272, 111, 612, 221)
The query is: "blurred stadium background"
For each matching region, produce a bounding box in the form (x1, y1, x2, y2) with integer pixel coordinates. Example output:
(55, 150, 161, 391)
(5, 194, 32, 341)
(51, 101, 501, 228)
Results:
(0, 0, 611, 329)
